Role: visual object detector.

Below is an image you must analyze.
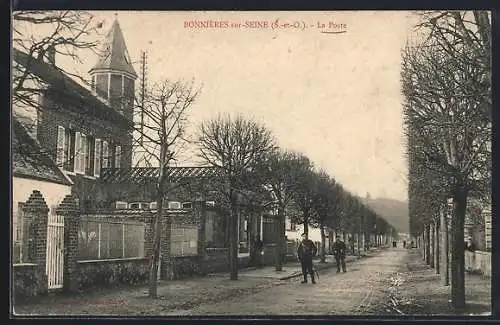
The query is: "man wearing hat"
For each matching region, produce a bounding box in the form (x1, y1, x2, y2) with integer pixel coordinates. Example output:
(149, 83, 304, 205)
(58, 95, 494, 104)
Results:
(332, 236, 347, 273)
(297, 233, 318, 284)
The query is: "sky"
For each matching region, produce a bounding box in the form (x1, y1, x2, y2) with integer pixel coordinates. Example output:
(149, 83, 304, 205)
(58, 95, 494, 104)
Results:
(15, 11, 419, 202)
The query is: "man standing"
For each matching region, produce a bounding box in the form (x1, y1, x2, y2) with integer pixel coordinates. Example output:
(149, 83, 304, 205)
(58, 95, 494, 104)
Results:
(348, 236, 355, 255)
(252, 235, 264, 268)
(332, 236, 347, 273)
(297, 233, 317, 284)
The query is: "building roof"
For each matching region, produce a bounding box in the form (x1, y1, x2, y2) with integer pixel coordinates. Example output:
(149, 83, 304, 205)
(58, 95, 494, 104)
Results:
(100, 167, 223, 184)
(12, 118, 72, 186)
(13, 48, 133, 129)
(89, 19, 138, 78)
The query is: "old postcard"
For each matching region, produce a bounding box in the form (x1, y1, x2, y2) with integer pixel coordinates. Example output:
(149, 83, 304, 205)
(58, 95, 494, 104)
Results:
(11, 10, 491, 317)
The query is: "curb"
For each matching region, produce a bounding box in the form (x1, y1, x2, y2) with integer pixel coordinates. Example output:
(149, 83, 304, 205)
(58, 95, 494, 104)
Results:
(279, 248, 386, 281)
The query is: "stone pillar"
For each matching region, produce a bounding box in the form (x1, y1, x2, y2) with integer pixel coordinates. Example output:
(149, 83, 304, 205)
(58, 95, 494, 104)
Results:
(194, 199, 207, 274)
(23, 190, 49, 296)
(55, 195, 80, 293)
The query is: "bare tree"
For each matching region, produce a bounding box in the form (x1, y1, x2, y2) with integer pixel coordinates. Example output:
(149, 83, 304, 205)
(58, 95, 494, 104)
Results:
(310, 170, 337, 263)
(403, 10, 491, 309)
(290, 163, 317, 237)
(12, 11, 102, 120)
(257, 149, 312, 271)
(11, 11, 103, 172)
(197, 114, 276, 280)
(133, 79, 201, 298)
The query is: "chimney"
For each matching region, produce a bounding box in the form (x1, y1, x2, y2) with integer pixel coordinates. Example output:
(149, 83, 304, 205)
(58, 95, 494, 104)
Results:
(46, 46, 56, 65)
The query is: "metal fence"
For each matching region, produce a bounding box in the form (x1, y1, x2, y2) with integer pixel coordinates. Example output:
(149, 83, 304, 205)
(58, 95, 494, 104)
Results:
(79, 218, 146, 261)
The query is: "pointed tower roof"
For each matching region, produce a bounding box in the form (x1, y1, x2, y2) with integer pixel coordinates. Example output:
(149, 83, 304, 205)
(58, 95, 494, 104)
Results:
(89, 19, 138, 78)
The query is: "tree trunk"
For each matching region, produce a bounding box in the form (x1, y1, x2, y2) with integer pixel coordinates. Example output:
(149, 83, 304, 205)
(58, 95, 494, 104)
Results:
(357, 232, 361, 256)
(275, 207, 285, 271)
(422, 233, 426, 260)
(435, 218, 440, 275)
(320, 225, 326, 263)
(430, 223, 435, 268)
(248, 213, 257, 267)
(451, 189, 467, 310)
(328, 230, 334, 254)
(148, 190, 163, 298)
(425, 224, 431, 265)
(303, 215, 309, 236)
(229, 192, 239, 280)
(441, 208, 450, 286)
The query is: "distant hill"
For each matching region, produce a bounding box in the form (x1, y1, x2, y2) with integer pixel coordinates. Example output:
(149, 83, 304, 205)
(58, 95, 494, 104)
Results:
(360, 197, 409, 233)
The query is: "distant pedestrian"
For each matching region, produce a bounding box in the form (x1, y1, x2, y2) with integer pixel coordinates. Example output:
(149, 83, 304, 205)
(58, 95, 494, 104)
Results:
(332, 236, 347, 273)
(297, 233, 317, 284)
(252, 236, 264, 268)
(403, 240, 406, 248)
(348, 236, 355, 255)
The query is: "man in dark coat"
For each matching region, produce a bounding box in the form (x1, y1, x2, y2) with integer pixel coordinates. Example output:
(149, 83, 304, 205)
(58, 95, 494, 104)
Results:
(251, 236, 264, 267)
(297, 233, 317, 284)
(332, 236, 347, 273)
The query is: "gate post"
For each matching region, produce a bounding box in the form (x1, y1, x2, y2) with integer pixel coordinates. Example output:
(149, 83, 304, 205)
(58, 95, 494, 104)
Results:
(56, 195, 79, 293)
(23, 190, 49, 296)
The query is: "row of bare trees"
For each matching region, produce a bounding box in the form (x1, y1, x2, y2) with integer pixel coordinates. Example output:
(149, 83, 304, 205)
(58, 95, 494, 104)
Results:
(12, 10, 398, 299)
(403, 11, 491, 310)
(194, 115, 398, 283)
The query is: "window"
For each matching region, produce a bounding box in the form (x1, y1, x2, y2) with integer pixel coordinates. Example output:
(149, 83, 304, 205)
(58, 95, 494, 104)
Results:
(56, 126, 65, 166)
(115, 145, 121, 168)
(94, 139, 101, 177)
(13, 202, 35, 264)
(60, 128, 75, 171)
(102, 140, 109, 168)
(85, 136, 95, 176)
(74, 132, 85, 173)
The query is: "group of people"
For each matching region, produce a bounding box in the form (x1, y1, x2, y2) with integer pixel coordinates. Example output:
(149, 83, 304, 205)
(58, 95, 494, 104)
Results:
(250, 232, 350, 284)
(297, 233, 348, 284)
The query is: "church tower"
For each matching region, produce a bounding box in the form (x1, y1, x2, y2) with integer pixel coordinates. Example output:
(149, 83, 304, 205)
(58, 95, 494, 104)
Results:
(89, 18, 137, 121)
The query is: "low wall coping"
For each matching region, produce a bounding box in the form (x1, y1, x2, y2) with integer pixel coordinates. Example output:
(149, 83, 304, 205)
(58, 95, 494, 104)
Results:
(13, 263, 38, 268)
(78, 257, 148, 264)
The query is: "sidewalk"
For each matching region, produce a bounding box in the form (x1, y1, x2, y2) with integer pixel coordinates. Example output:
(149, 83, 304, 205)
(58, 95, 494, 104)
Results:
(238, 247, 387, 280)
(13, 248, 387, 316)
(366, 249, 491, 316)
(13, 273, 282, 316)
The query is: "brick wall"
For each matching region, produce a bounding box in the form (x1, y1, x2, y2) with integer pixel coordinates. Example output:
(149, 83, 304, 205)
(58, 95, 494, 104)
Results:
(37, 96, 132, 170)
(13, 193, 252, 300)
(12, 191, 49, 302)
(76, 258, 150, 291)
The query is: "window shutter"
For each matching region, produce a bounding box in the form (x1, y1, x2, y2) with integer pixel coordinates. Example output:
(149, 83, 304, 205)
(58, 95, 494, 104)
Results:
(81, 134, 87, 173)
(56, 126, 65, 166)
(102, 141, 109, 168)
(94, 139, 101, 177)
(115, 145, 121, 168)
(74, 132, 81, 172)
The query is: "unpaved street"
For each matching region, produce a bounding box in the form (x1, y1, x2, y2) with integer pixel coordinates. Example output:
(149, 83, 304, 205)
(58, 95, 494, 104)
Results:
(166, 248, 407, 315)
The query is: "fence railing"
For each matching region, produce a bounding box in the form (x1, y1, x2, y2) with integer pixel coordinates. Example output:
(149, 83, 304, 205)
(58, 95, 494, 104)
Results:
(465, 250, 491, 277)
(171, 224, 198, 257)
(78, 219, 146, 261)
